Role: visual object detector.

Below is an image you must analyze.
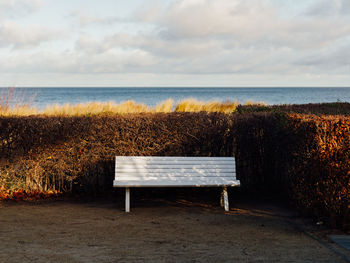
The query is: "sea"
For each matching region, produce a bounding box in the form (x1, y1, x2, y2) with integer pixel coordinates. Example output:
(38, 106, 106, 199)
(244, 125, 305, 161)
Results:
(1, 87, 350, 109)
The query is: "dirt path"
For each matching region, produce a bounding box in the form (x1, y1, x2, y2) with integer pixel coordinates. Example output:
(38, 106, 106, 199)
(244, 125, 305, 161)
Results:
(0, 197, 349, 262)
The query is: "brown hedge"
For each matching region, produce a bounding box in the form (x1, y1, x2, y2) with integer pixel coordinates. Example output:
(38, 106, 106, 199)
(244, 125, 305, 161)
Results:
(0, 113, 235, 194)
(237, 102, 350, 115)
(1, 111, 349, 229)
(286, 114, 350, 229)
(235, 112, 350, 229)
(234, 113, 290, 191)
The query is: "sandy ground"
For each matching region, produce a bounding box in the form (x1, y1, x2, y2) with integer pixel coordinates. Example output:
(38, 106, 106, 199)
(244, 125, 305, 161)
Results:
(0, 189, 349, 263)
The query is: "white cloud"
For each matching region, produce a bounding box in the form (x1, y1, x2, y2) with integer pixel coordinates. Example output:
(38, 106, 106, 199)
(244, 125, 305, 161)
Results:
(137, 0, 277, 40)
(0, 0, 41, 19)
(305, 0, 350, 16)
(1, 0, 350, 86)
(0, 47, 158, 75)
(67, 10, 124, 27)
(294, 43, 350, 73)
(134, 0, 350, 50)
(0, 0, 61, 49)
(75, 35, 101, 52)
(0, 21, 59, 48)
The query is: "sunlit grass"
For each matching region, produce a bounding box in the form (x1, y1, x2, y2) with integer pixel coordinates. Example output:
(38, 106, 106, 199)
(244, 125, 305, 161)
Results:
(175, 98, 240, 113)
(0, 87, 37, 116)
(42, 100, 153, 116)
(0, 95, 265, 116)
(0, 106, 39, 116)
(244, 100, 266, 106)
(155, 99, 174, 113)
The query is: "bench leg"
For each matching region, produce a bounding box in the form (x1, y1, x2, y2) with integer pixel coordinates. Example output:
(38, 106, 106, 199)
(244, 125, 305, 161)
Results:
(222, 187, 229, 212)
(220, 190, 224, 208)
(125, 188, 130, 212)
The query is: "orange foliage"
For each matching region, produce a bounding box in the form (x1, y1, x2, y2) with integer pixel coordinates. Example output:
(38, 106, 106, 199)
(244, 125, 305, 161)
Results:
(287, 114, 350, 228)
(0, 188, 61, 201)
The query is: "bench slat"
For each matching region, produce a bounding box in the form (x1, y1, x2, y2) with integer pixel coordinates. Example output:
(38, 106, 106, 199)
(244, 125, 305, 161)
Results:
(114, 156, 238, 187)
(116, 158, 235, 162)
(115, 168, 235, 174)
(113, 178, 240, 187)
(116, 164, 235, 170)
(116, 161, 235, 166)
(116, 157, 234, 161)
(116, 164, 235, 169)
(116, 173, 237, 179)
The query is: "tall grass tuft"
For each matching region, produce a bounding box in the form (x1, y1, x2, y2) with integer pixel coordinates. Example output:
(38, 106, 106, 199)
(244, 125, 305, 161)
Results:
(155, 99, 174, 113)
(175, 98, 239, 113)
(0, 87, 37, 116)
(0, 88, 13, 111)
(245, 100, 266, 106)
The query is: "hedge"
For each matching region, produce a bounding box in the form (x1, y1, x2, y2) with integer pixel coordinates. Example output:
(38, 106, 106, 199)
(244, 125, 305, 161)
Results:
(0, 109, 349, 229)
(235, 112, 350, 229)
(0, 113, 235, 194)
(237, 102, 350, 115)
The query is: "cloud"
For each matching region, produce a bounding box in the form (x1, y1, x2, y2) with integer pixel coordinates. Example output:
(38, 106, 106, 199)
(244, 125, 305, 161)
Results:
(136, 0, 277, 40)
(133, 0, 350, 50)
(0, 0, 350, 84)
(63, 32, 297, 75)
(67, 10, 124, 27)
(294, 43, 350, 73)
(75, 35, 101, 52)
(0, 0, 41, 19)
(0, 47, 158, 74)
(66, 0, 348, 76)
(305, 0, 350, 16)
(99, 33, 219, 59)
(0, 21, 60, 48)
(0, 0, 58, 49)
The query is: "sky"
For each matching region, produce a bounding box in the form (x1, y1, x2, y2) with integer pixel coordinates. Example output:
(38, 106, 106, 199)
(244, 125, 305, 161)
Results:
(0, 0, 349, 87)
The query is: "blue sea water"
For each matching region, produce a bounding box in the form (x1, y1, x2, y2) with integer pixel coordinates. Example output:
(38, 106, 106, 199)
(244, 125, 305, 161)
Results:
(2, 87, 350, 109)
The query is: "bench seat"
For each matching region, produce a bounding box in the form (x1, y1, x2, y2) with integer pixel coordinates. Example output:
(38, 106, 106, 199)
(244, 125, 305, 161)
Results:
(113, 156, 240, 212)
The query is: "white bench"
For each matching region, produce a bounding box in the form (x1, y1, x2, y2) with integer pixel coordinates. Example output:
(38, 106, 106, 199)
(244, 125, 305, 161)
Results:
(113, 156, 240, 212)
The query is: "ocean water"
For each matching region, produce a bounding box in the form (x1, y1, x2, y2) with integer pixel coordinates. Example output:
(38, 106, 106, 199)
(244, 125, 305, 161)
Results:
(2, 87, 350, 109)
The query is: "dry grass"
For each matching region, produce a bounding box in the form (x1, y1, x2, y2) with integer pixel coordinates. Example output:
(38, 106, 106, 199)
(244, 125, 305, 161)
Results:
(175, 98, 240, 113)
(0, 88, 26, 112)
(155, 99, 174, 113)
(0, 88, 37, 116)
(42, 101, 153, 116)
(0, 100, 154, 116)
(245, 100, 266, 106)
(0, 89, 264, 116)
(0, 106, 39, 116)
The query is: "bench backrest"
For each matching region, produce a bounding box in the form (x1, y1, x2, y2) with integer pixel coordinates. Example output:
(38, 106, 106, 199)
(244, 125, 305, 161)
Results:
(113, 156, 239, 187)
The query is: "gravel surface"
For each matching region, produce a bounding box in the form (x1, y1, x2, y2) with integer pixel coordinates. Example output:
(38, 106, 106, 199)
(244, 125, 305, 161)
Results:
(0, 195, 349, 262)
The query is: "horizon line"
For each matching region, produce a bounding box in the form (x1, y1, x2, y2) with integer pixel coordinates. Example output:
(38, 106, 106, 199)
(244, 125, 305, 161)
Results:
(1, 86, 350, 89)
